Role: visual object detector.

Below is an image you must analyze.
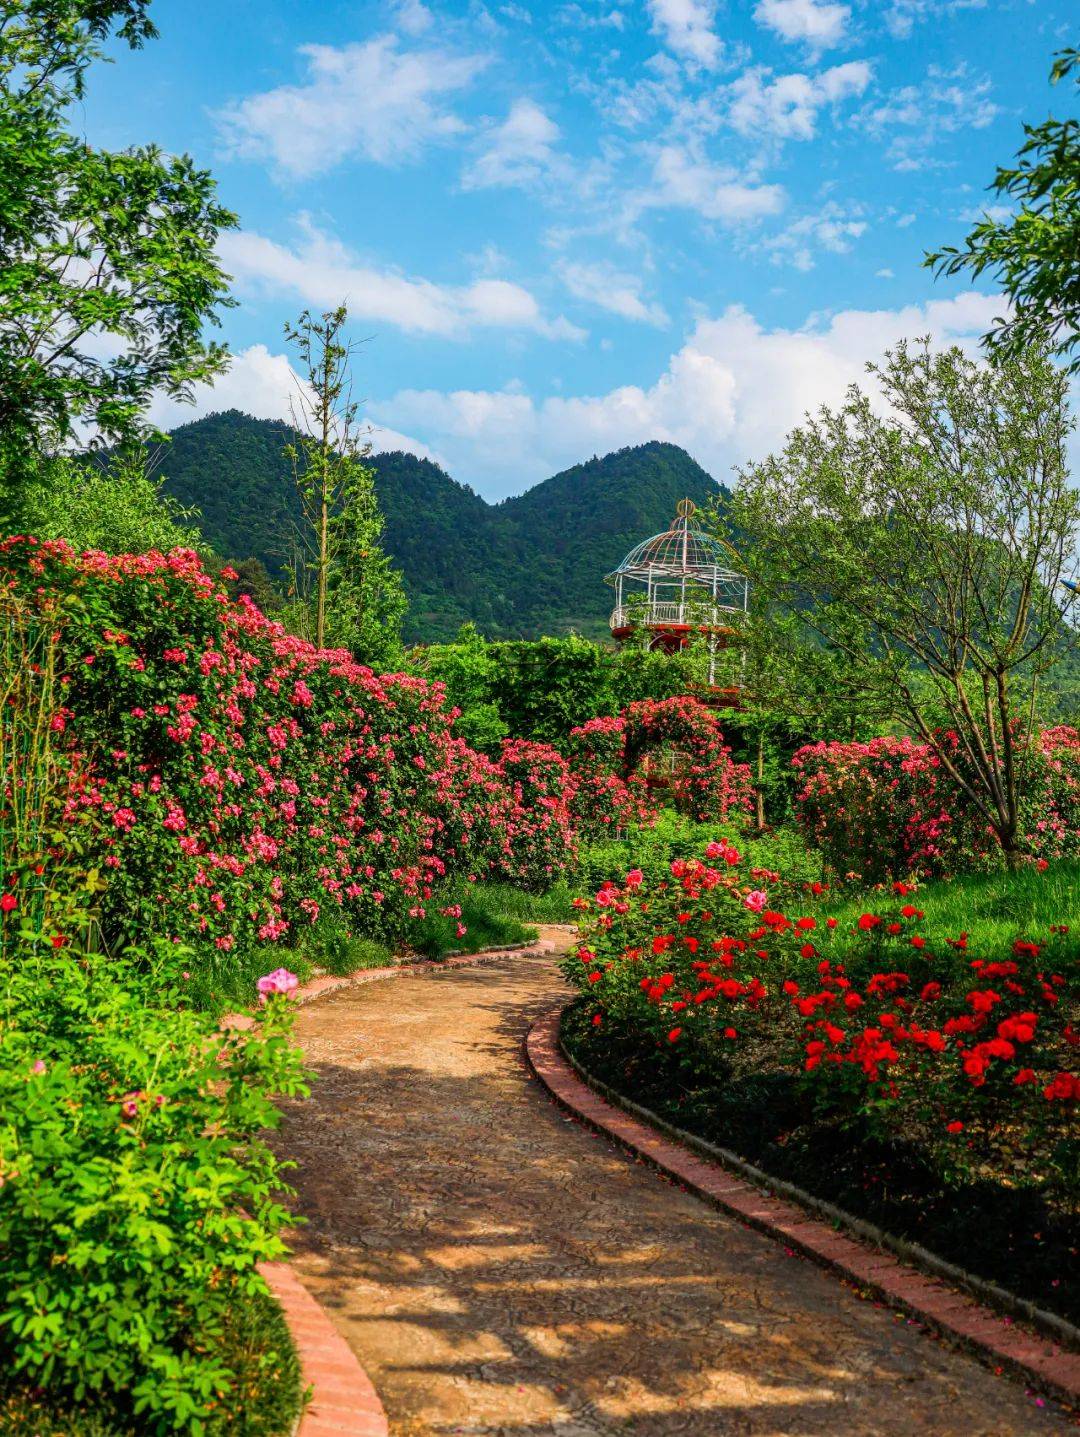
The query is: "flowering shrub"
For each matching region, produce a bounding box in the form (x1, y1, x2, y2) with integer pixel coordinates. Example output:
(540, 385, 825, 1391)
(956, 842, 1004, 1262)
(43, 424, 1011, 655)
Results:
(0, 538, 570, 959)
(564, 847, 1078, 1202)
(566, 697, 753, 839)
(565, 714, 651, 838)
(496, 739, 575, 891)
(0, 931, 307, 1432)
(793, 729, 1080, 880)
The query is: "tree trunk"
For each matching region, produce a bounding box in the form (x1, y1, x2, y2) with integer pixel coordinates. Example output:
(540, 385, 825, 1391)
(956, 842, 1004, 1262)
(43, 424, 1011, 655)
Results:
(316, 489, 328, 649)
(755, 730, 766, 832)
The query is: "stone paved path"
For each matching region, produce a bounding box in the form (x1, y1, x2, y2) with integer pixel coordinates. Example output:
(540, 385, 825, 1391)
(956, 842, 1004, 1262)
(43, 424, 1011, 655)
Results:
(276, 935, 1071, 1436)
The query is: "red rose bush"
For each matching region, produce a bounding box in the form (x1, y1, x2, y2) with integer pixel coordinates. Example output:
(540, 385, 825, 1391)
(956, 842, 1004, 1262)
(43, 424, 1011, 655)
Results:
(563, 844, 1078, 1203)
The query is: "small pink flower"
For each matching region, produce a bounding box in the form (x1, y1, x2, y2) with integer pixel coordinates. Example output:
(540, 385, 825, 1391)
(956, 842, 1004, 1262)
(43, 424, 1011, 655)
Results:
(744, 889, 768, 913)
(257, 967, 299, 999)
(31, 1060, 46, 1074)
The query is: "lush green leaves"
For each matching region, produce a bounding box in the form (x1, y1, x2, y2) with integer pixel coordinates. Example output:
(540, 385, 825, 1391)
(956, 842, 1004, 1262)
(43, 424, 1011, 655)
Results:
(926, 48, 1080, 370)
(0, 0, 235, 525)
(731, 340, 1080, 855)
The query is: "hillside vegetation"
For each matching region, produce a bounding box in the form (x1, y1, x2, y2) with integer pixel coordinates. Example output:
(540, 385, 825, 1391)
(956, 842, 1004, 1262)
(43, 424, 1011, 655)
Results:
(148, 410, 728, 641)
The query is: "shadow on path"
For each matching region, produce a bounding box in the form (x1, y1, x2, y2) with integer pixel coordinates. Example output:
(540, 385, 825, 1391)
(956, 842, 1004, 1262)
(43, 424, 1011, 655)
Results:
(275, 949, 1068, 1436)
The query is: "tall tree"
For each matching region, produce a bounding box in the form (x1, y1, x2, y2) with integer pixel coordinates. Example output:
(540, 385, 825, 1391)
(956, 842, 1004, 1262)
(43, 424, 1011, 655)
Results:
(926, 48, 1080, 371)
(283, 304, 405, 663)
(729, 340, 1080, 864)
(0, 0, 236, 525)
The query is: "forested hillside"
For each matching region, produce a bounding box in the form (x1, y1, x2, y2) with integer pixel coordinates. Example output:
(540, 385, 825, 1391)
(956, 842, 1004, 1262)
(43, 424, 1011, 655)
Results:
(151, 410, 729, 641)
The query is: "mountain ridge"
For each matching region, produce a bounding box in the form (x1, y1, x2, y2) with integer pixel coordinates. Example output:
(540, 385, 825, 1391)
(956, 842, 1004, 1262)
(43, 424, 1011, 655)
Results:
(152, 409, 730, 641)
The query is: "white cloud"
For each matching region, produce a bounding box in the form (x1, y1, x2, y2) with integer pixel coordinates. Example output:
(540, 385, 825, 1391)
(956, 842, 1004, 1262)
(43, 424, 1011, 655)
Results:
(219, 218, 585, 341)
(763, 201, 867, 269)
(462, 98, 561, 189)
(145, 345, 435, 461)
(754, 0, 850, 51)
(370, 293, 1008, 498)
(637, 144, 787, 223)
(394, 0, 434, 36)
(557, 259, 669, 325)
(217, 36, 484, 178)
(857, 64, 998, 171)
(875, 267, 895, 278)
(958, 203, 1013, 225)
(146, 344, 307, 431)
(884, 0, 986, 41)
(729, 60, 871, 140)
(647, 0, 722, 69)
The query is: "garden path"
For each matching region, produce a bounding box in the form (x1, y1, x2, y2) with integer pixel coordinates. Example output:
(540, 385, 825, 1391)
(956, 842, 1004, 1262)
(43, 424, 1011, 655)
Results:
(276, 934, 1069, 1436)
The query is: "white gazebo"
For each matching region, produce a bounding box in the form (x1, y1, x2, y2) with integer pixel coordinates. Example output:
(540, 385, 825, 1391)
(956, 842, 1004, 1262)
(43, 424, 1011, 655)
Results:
(605, 499, 748, 696)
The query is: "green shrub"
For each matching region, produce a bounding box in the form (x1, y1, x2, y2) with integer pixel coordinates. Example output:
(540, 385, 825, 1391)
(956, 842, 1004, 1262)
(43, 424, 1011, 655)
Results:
(574, 813, 823, 894)
(0, 1288, 303, 1436)
(406, 882, 536, 957)
(0, 931, 308, 1434)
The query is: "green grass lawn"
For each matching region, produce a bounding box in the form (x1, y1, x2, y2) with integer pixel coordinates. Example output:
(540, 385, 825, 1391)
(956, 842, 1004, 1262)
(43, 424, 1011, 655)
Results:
(820, 859, 1080, 958)
(406, 882, 539, 957)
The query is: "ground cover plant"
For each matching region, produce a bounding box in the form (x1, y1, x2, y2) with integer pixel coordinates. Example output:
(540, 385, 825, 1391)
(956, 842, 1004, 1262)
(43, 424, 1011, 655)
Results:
(561, 843, 1079, 1322)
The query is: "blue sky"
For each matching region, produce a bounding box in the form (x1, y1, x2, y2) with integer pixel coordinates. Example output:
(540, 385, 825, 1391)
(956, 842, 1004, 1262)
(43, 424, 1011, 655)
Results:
(84, 0, 1077, 498)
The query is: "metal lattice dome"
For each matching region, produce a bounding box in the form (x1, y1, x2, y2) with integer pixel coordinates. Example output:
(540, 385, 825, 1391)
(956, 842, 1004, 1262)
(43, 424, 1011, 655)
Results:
(606, 499, 743, 586)
(603, 500, 749, 697)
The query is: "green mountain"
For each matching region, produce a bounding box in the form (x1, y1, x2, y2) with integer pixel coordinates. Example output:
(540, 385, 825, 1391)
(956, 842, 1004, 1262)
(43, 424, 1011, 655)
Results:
(151, 409, 729, 642)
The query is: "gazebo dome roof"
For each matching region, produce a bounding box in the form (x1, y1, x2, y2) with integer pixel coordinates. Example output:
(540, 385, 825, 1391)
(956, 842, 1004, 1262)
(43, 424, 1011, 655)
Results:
(605, 499, 742, 585)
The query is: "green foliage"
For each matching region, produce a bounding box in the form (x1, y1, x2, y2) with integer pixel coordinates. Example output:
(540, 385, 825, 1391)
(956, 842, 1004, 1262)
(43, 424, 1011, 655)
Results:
(478, 880, 578, 924)
(406, 881, 536, 958)
(148, 413, 729, 642)
(574, 812, 823, 894)
(414, 627, 702, 750)
(0, 1288, 303, 1436)
(926, 48, 1080, 371)
(0, 929, 308, 1434)
(731, 340, 1080, 858)
(180, 912, 395, 1018)
(16, 449, 201, 555)
(821, 859, 1080, 963)
(0, 0, 235, 525)
(281, 305, 405, 660)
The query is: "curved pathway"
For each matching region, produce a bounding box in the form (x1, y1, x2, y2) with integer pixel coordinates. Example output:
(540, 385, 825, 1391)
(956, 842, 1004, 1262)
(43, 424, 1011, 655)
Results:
(276, 935, 1070, 1436)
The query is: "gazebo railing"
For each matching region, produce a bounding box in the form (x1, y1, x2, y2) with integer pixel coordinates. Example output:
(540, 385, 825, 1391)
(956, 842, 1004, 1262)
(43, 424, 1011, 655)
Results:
(610, 601, 743, 631)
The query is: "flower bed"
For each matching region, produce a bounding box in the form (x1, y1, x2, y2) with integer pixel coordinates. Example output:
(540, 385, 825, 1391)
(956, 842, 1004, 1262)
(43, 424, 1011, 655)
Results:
(561, 844, 1078, 1322)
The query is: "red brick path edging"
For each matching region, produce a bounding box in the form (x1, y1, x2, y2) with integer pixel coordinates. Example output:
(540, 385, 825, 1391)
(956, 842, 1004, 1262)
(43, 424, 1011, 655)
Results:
(260, 1259, 388, 1437)
(526, 1001, 1080, 1410)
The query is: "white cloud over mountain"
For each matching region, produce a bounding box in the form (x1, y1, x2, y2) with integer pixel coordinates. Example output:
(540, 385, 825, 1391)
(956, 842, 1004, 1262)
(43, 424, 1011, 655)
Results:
(145, 292, 1069, 512)
(368, 292, 1007, 494)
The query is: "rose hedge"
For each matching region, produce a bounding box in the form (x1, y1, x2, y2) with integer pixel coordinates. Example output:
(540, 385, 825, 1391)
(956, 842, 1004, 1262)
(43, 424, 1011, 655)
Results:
(0, 539, 571, 956)
(792, 729, 1080, 881)
(566, 697, 753, 839)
